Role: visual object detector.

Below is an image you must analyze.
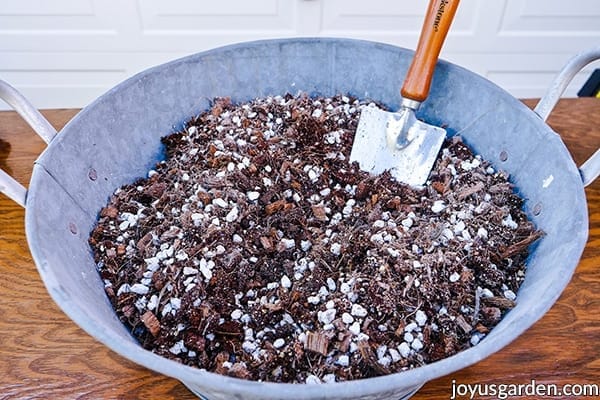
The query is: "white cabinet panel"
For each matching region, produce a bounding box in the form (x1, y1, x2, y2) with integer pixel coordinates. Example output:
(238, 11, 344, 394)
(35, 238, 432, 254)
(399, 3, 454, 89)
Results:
(0, 0, 111, 33)
(138, 0, 295, 32)
(501, 0, 600, 32)
(494, 0, 600, 51)
(321, 1, 429, 32)
(1, 0, 94, 16)
(320, 0, 478, 34)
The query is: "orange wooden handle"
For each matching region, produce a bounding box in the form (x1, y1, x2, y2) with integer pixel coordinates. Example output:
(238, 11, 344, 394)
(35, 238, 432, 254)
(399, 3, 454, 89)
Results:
(401, 0, 460, 102)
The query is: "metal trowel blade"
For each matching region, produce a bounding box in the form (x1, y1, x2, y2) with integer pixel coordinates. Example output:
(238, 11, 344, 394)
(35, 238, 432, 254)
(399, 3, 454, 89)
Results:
(350, 106, 446, 187)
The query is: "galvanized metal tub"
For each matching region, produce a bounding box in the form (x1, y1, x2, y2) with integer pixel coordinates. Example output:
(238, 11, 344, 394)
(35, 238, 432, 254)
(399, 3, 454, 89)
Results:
(1, 38, 599, 400)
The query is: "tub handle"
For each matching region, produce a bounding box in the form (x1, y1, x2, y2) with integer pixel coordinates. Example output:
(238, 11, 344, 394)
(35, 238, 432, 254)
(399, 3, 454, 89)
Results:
(0, 79, 57, 207)
(534, 47, 600, 187)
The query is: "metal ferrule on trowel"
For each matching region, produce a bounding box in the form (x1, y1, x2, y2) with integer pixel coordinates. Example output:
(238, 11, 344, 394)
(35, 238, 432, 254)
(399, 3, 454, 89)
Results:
(386, 98, 423, 150)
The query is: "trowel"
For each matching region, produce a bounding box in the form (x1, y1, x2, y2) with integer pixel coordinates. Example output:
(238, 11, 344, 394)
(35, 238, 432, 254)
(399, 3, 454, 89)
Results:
(350, 0, 460, 186)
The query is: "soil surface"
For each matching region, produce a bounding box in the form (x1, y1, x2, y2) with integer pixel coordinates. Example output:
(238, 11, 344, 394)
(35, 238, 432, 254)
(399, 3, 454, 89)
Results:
(89, 94, 542, 384)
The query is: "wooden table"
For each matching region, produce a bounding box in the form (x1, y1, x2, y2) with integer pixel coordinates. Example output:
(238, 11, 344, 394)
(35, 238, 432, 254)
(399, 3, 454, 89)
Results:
(1, 99, 598, 399)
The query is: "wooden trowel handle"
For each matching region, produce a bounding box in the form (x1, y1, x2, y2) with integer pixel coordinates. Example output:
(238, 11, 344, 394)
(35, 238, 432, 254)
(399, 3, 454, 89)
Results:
(401, 0, 460, 103)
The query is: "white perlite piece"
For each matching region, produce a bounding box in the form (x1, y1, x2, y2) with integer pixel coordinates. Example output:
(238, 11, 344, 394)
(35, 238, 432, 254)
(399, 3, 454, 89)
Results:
(247, 191, 260, 201)
(119, 220, 130, 231)
(280, 238, 296, 250)
(502, 214, 518, 230)
(281, 275, 292, 289)
(273, 338, 285, 349)
(199, 262, 213, 281)
(503, 289, 517, 301)
(389, 348, 401, 363)
(175, 250, 188, 261)
(215, 245, 226, 255)
(330, 242, 342, 255)
(415, 310, 427, 326)
(225, 206, 239, 222)
(336, 354, 350, 367)
(170, 298, 181, 311)
(411, 338, 424, 351)
(431, 200, 446, 213)
(372, 220, 385, 229)
(221, 361, 232, 369)
(377, 355, 391, 367)
(130, 283, 149, 295)
(350, 303, 368, 317)
(477, 227, 488, 239)
(117, 284, 131, 296)
(542, 174, 554, 188)
(318, 308, 337, 325)
(169, 340, 187, 355)
(460, 158, 480, 171)
(404, 322, 418, 333)
(340, 282, 351, 294)
(147, 294, 158, 311)
(398, 342, 411, 358)
(349, 321, 361, 335)
(316, 285, 330, 299)
(183, 266, 198, 275)
(212, 198, 228, 208)
(471, 332, 484, 346)
(326, 277, 337, 292)
(401, 217, 414, 229)
(454, 220, 466, 234)
(242, 341, 257, 353)
(262, 177, 273, 187)
(300, 240, 312, 252)
(145, 257, 160, 271)
(449, 272, 461, 283)
(342, 312, 354, 324)
(376, 345, 387, 359)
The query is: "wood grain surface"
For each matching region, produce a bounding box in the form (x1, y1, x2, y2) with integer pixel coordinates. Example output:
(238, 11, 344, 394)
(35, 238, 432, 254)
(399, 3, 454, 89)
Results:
(0, 99, 598, 399)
